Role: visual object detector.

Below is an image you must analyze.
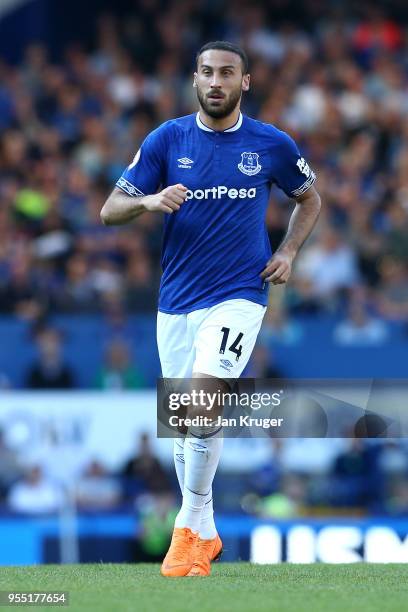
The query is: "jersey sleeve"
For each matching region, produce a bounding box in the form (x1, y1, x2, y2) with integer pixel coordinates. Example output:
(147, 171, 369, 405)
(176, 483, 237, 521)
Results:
(116, 125, 167, 196)
(271, 132, 316, 198)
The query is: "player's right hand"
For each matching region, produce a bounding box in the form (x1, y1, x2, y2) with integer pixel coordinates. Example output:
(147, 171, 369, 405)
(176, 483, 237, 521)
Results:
(143, 184, 188, 214)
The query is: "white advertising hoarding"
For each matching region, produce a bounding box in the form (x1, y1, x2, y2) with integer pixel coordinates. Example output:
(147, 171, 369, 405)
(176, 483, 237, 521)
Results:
(0, 391, 285, 479)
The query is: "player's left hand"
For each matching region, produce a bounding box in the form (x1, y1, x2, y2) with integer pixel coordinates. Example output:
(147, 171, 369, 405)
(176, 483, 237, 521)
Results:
(260, 251, 294, 284)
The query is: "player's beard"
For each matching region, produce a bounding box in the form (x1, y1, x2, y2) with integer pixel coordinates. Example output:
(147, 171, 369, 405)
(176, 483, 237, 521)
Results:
(196, 85, 242, 119)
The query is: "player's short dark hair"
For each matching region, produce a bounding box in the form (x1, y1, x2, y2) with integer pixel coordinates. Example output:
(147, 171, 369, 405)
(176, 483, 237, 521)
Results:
(196, 41, 249, 74)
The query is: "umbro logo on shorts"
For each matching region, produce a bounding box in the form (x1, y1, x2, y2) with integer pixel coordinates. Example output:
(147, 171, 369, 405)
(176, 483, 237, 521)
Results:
(220, 358, 233, 372)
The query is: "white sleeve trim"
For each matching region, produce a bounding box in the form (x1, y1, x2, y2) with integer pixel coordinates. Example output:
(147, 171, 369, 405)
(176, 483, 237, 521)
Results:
(116, 177, 145, 197)
(291, 171, 316, 198)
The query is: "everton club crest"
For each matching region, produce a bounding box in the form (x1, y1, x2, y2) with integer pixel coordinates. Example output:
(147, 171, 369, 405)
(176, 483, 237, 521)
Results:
(238, 152, 262, 176)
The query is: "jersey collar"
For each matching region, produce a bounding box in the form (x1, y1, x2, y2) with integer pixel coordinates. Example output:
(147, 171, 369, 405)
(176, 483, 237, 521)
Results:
(196, 112, 243, 133)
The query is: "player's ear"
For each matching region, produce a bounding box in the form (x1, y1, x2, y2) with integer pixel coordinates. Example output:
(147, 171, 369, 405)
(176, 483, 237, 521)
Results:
(242, 74, 250, 92)
(193, 72, 198, 88)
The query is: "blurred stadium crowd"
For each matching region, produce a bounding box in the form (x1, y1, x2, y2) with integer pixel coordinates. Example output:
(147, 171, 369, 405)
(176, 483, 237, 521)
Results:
(0, 0, 408, 534)
(2, 429, 408, 539)
(0, 2, 407, 347)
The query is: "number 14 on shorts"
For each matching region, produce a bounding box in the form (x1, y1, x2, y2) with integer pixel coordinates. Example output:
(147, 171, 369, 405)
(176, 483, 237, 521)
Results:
(219, 327, 243, 362)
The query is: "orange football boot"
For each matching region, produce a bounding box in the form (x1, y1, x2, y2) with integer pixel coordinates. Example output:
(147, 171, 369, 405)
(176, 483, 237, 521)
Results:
(160, 527, 199, 577)
(187, 534, 223, 576)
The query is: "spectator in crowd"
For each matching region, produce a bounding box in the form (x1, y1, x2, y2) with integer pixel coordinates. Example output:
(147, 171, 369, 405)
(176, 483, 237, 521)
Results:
(25, 327, 76, 389)
(247, 439, 284, 497)
(383, 202, 408, 263)
(257, 474, 308, 519)
(95, 338, 145, 389)
(376, 256, 408, 321)
(0, 249, 46, 320)
(243, 473, 307, 519)
(384, 480, 408, 516)
(328, 438, 382, 508)
(121, 432, 172, 499)
(134, 492, 177, 562)
(76, 459, 122, 509)
(53, 254, 98, 313)
(7, 465, 64, 514)
(295, 226, 359, 305)
(244, 344, 285, 379)
(124, 255, 158, 313)
(334, 296, 389, 345)
(377, 441, 408, 476)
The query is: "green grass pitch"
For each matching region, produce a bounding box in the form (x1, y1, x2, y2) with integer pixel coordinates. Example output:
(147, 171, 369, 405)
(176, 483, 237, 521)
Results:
(1, 564, 407, 612)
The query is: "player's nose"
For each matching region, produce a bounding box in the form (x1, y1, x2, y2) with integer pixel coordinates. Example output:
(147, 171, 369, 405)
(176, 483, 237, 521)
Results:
(210, 75, 222, 88)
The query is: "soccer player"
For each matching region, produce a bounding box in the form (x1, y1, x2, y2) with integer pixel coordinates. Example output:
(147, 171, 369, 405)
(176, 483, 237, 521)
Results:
(101, 41, 321, 576)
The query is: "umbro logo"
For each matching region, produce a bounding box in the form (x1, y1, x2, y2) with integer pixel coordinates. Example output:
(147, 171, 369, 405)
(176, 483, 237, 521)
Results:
(220, 358, 233, 372)
(178, 157, 194, 169)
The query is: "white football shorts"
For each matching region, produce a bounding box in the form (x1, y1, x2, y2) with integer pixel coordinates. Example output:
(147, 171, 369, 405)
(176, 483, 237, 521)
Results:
(157, 299, 266, 379)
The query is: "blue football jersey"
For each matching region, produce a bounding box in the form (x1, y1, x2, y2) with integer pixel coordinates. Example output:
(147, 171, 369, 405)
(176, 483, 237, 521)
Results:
(116, 113, 316, 314)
